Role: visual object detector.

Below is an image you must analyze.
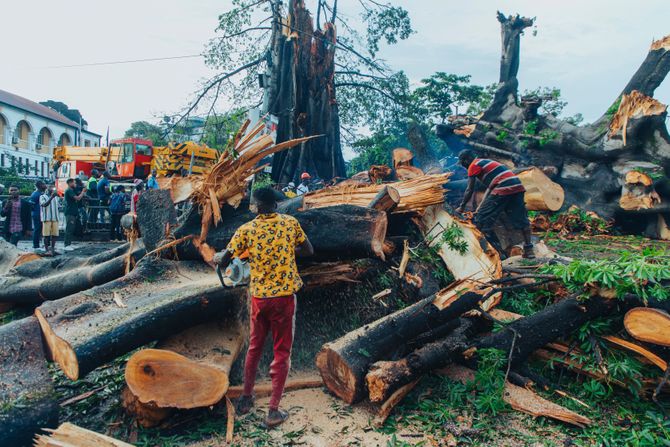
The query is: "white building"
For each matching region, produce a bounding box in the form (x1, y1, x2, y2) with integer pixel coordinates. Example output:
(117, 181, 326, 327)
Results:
(0, 89, 101, 178)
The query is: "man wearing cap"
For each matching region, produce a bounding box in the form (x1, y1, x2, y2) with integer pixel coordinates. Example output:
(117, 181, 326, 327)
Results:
(213, 187, 313, 428)
(456, 149, 534, 259)
(296, 173, 311, 196)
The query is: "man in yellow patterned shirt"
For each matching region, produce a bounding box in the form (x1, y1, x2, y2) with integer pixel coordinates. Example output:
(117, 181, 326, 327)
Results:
(214, 187, 313, 428)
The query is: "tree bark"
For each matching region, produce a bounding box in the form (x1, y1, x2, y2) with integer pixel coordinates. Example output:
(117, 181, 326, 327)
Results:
(0, 317, 59, 447)
(365, 295, 621, 403)
(0, 240, 40, 275)
(270, 0, 346, 184)
(35, 258, 245, 380)
(0, 243, 144, 305)
(315, 279, 494, 404)
(174, 204, 388, 262)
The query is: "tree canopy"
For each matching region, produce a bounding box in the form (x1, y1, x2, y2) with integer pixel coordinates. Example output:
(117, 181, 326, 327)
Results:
(124, 121, 167, 146)
(40, 100, 88, 126)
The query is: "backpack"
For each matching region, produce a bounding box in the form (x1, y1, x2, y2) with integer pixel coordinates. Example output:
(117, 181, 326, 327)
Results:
(109, 193, 126, 214)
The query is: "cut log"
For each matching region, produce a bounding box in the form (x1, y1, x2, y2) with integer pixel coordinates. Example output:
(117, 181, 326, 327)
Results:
(392, 147, 414, 168)
(371, 379, 420, 428)
(302, 174, 450, 214)
(368, 186, 400, 213)
(0, 317, 58, 447)
(34, 422, 133, 447)
(366, 295, 619, 403)
(619, 170, 661, 211)
(366, 318, 483, 403)
(624, 307, 670, 346)
(420, 205, 502, 309)
(517, 167, 565, 211)
(368, 165, 393, 183)
(125, 320, 244, 410)
(35, 258, 245, 380)
(316, 279, 496, 404)
(226, 377, 323, 399)
(438, 365, 591, 427)
(175, 204, 389, 262)
(0, 243, 145, 305)
(136, 189, 178, 252)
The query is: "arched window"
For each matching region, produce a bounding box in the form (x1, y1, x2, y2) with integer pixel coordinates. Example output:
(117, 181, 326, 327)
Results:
(0, 114, 7, 145)
(58, 132, 72, 146)
(14, 120, 31, 150)
(37, 127, 53, 153)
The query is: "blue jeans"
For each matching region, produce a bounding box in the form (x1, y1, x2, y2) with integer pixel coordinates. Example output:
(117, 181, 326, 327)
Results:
(32, 215, 42, 248)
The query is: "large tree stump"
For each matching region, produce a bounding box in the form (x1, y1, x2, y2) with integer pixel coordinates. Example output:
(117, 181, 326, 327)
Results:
(35, 259, 245, 380)
(0, 317, 58, 447)
(315, 279, 495, 404)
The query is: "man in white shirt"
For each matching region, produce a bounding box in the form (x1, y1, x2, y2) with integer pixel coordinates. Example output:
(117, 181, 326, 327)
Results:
(40, 184, 60, 256)
(296, 172, 311, 196)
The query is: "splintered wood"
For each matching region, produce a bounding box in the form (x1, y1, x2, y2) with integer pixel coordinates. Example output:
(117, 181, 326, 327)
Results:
(517, 167, 565, 211)
(619, 170, 661, 210)
(609, 91, 668, 145)
(303, 173, 451, 213)
(34, 422, 133, 447)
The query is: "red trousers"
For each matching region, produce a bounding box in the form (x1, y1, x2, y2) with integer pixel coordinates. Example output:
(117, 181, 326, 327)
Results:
(243, 294, 296, 409)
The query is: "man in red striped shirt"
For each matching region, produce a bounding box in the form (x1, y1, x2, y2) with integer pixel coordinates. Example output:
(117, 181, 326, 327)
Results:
(456, 150, 534, 258)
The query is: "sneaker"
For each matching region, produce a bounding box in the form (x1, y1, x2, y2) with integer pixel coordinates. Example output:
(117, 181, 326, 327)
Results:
(236, 395, 254, 415)
(63, 246, 75, 252)
(264, 408, 289, 428)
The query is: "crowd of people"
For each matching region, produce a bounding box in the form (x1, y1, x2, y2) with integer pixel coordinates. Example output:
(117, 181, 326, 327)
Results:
(0, 168, 160, 255)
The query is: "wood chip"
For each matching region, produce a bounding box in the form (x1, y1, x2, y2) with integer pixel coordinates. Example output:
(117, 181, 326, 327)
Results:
(113, 292, 127, 308)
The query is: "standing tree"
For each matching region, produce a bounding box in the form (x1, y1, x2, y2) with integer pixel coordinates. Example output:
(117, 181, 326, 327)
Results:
(40, 100, 87, 126)
(170, 0, 413, 184)
(124, 121, 167, 146)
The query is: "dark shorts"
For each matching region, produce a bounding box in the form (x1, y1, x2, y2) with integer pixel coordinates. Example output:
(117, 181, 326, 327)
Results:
(474, 192, 530, 230)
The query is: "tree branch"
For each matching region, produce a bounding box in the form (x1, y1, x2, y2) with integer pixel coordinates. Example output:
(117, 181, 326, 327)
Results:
(335, 70, 387, 80)
(335, 82, 400, 103)
(164, 57, 265, 137)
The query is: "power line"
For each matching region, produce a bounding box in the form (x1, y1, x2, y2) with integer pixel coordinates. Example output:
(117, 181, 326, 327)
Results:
(40, 54, 203, 69)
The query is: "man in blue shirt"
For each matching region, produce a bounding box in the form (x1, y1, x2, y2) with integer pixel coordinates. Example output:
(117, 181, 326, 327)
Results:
(146, 169, 159, 190)
(29, 181, 47, 250)
(97, 171, 112, 222)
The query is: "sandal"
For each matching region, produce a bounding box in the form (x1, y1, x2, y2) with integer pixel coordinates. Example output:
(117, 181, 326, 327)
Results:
(264, 408, 289, 428)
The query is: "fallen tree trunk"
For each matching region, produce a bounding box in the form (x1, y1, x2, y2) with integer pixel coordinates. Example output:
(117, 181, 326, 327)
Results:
(34, 422, 133, 447)
(365, 295, 621, 403)
(175, 204, 389, 262)
(35, 258, 245, 380)
(124, 320, 244, 424)
(0, 243, 145, 305)
(0, 317, 59, 447)
(316, 279, 495, 404)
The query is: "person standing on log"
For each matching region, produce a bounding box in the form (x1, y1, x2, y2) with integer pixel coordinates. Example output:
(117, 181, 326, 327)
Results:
(40, 184, 60, 256)
(213, 187, 314, 428)
(456, 150, 534, 258)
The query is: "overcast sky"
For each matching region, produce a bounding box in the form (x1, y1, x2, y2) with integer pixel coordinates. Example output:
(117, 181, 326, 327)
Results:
(2, 0, 668, 153)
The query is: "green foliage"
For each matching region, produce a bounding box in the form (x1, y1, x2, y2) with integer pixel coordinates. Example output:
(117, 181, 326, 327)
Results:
(470, 348, 508, 416)
(522, 87, 567, 117)
(0, 167, 38, 194)
(124, 121, 167, 146)
(363, 5, 413, 57)
(496, 129, 509, 142)
(410, 245, 455, 287)
(251, 173, 275, 191)
(523, 119, 539, 136)
(413, 73, 486, 123)
(200, 109, 246, 150)
(541, 249, 670, 301)
(538, 129, 559, 146)
(39, 100, 87, 126)
(440, 222, 468, 255)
